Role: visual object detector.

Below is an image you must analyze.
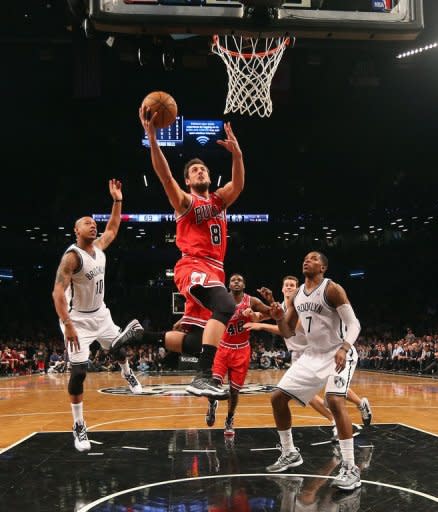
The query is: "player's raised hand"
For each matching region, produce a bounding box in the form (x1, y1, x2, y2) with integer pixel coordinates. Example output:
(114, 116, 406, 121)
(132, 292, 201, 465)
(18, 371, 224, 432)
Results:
(138, 106, 159, 137)
(257, 286, 274, 305)
(242, 308, 263, 322)
(270, 302, 285, 321)
(109, 179, 122, 201)
(217, 122, 242, 156)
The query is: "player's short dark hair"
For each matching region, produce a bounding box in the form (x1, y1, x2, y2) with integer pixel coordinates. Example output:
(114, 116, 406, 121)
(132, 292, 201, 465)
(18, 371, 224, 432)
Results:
(282, 275, 299, 286)
(316, 252, 329, 269)
(229, 273, 245, 284)
(183, 158, 209, 180)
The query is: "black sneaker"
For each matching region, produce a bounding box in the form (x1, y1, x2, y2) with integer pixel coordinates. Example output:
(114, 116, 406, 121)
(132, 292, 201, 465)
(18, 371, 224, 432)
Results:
(186, 377, 229, 400)
(206, 400, 218, 427)
(111, 319, 144, 351)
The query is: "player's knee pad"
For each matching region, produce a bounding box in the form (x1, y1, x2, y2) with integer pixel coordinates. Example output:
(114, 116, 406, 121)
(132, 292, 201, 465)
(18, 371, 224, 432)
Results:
(191, 285, 236, 326)
(68, 363, 88, 396)
(210, 289, 236, 326)
(182, 325, 203, 356)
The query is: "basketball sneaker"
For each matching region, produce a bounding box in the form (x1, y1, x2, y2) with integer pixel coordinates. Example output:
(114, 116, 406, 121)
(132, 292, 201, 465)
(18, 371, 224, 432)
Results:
(122, 368, 143, 394)
(111, 319, 144, 351)
(206, 399, 218, 427)
(224, 416, 235, 437)
(186, 376, 229, 400)
(331, 462, 361, 490)
(73, 422, 91, 452)
(266, 448, 303, 472)
(358, 397, 372, 426)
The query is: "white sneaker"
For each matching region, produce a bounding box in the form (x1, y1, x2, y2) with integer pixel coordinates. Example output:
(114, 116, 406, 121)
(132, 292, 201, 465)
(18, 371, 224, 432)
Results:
(73, 422, 91, 452)
(123, 369, 143, 394)
(358, 397, 372, 426)
(266, 448, 303, 472)
(331, 462, 361, 490)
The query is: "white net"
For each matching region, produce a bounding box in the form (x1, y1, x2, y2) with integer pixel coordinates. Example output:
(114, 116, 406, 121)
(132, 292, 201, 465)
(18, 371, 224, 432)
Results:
(212, 34, 291, 118)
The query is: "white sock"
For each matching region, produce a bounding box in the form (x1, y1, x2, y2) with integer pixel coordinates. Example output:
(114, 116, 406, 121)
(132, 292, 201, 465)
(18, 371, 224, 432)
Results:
(71, 402, 84, 425)
(339, 438, 355, 466)
(120, 360, 130, 375)
(278, 429, 295, 454)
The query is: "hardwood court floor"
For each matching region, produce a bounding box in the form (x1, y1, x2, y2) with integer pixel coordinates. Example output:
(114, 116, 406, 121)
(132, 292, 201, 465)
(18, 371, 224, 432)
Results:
(1, 368, 437, 451)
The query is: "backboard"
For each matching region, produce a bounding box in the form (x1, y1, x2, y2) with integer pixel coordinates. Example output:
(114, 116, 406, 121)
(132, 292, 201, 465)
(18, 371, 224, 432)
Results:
(85, 0, 424, 40)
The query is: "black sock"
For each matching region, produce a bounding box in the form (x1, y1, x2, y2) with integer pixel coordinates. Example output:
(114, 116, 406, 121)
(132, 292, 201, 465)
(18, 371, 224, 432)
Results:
(227, 412, 234, 421)
(198, 344, 217, 377)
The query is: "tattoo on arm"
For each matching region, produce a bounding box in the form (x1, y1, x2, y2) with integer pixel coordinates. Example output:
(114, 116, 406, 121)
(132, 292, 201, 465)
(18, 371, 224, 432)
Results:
(55, 254, 76, 289)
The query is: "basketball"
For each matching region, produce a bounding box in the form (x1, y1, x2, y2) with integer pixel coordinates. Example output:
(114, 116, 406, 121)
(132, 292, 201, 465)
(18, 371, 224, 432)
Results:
(141, 91, 178, 129)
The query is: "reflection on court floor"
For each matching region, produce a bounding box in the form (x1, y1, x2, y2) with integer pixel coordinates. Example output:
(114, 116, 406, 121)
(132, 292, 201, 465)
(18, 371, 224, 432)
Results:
(1, 424, 437, 511)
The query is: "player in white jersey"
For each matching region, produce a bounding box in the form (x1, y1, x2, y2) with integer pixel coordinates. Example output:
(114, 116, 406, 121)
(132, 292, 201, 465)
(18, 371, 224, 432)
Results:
(245, 276, 372, 433)
(52, 179, 144, 452)
(266, 251, 362, 491)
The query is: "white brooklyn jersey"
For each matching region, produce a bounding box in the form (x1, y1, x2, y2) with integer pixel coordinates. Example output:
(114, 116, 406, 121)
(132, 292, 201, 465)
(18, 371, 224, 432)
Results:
(64, 244, 106, 313)
(293, 278, 343, 353)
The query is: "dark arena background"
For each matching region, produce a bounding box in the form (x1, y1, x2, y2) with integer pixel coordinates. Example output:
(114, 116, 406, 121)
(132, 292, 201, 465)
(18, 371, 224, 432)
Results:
(1, 1, 438, 511)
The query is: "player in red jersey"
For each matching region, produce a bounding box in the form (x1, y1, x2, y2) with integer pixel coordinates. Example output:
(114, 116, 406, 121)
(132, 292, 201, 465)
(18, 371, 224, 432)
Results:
(205, 273, 271, 437)
(139, 108, 245, 399)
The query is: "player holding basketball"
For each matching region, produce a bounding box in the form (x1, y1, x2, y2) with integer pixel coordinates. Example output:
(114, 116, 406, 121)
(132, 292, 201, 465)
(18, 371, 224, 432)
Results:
(245, 276, 372, 433)
(266, 251, 362, 491)
(52, 180, 144, 452)
(139, 107, 245, 399)
(205, 273, 271, 436)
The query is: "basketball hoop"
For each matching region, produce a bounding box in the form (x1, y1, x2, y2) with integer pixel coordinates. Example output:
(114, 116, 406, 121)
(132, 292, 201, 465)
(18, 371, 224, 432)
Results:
(212, 34, 292, 118)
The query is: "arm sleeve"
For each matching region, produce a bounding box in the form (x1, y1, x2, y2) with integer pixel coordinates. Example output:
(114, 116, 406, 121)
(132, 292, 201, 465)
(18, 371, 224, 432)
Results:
(336, 303, 361, 346)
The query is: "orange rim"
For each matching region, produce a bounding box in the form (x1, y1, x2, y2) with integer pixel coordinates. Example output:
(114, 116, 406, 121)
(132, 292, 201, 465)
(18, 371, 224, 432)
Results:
(212, 34, 291, 59)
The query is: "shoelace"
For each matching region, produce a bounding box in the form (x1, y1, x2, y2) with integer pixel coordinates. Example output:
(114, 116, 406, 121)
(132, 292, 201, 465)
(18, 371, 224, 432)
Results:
(125, 372, 138, 387)
(360, 406, 369, 417)
(75, 424, 88, 442)
(337, 463, 355, 480)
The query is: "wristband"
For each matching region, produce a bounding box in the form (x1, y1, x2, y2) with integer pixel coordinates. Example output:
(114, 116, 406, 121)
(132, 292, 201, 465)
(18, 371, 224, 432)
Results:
(62, 318, 72, 325)
(114, 199, 122, 203)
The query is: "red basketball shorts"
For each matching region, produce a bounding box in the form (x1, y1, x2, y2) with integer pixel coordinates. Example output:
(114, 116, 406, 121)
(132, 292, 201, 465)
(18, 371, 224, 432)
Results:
(174, 256, 225, 329)
(212, 343, 251, 390)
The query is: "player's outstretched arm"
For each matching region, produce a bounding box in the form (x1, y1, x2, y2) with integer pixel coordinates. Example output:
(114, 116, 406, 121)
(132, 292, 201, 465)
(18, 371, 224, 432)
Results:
(216, 122, 244, 208)
(95, 179, 122, 250)
(243, 322, 281, 335)
(139, 107, 190, 214)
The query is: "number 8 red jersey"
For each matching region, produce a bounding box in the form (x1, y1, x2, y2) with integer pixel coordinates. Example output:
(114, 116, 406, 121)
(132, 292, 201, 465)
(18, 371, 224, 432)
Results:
(176, 192, 227, 268)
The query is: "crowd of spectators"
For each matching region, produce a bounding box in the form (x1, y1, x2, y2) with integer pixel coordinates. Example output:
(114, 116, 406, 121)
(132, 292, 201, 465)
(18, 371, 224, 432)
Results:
(1, 325, 437, 378)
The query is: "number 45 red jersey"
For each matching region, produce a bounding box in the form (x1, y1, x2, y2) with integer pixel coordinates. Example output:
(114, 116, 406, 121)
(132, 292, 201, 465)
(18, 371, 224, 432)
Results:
(176, 192, 227, 266)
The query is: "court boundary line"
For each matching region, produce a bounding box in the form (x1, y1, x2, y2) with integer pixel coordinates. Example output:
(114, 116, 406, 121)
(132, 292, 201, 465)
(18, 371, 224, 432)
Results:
(0, 432, 37, 454)
(398, 422, 438, 438)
